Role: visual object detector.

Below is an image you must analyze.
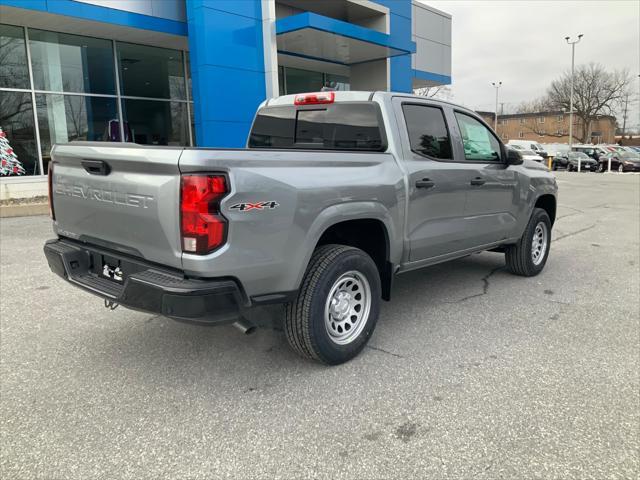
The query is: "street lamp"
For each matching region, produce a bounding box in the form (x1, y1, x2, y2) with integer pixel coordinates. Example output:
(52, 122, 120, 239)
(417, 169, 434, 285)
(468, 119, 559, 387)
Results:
(491, 81, 502, 131)
(565, 34, 583, 171)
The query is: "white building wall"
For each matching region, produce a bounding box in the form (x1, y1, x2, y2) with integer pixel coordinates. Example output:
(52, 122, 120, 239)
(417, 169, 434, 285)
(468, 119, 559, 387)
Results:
(73, 0, 186, 22)
(411, 1, 451, 83)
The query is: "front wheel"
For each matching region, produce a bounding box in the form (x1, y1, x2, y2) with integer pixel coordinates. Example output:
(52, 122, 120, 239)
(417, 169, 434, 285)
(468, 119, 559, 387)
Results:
(567, 164, 573, 172)
(598, 163, 605, 173)
(618, 164, 624, 173)
(505, 208, 552, 277)
(284, 244, 381, 365)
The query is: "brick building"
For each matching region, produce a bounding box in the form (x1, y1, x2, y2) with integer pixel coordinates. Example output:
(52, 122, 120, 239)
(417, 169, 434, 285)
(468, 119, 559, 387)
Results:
(477, 111, 617, 145)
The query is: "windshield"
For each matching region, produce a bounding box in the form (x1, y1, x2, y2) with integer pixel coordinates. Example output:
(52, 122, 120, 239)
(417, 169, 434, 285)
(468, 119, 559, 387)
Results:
(520, 150, 536, 155)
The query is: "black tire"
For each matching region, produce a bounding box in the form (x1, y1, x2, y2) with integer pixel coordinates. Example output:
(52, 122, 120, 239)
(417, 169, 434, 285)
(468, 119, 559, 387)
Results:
(552, 162, 558, 171)
(284, 244, 381, 365)
(505, 208, 552, 277)
(598, 163, 605, 173)
(618, 164, 624, 173)
(567, 164, 573, 172)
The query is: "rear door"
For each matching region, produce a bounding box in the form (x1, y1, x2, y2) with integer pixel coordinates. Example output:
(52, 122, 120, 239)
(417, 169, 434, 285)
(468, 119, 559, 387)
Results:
(393, 99, 471, 261)
(51, 142, 183, 268)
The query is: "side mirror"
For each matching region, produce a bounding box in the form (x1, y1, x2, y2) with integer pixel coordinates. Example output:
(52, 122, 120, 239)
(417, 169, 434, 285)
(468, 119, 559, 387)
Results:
(506, 148, 523, 165)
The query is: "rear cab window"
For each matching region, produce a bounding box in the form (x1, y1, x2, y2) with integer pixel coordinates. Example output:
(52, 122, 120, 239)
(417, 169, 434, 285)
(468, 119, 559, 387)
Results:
(249, 102, 386, 151)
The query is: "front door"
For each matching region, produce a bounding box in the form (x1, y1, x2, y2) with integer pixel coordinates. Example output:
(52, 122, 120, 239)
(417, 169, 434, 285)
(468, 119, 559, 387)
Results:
(450, 111, 519, 246)
(393, 100, 472, 261)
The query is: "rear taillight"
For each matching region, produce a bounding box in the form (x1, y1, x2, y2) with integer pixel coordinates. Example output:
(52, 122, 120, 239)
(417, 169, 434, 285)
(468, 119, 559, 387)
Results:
(180, 175, 228, 255)
(294, 91, 335, 105)
(48, 162, 55, 220)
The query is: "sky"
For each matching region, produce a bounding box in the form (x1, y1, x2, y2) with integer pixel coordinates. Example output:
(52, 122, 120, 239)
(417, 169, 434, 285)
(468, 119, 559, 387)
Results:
(423, 0, 640, 130)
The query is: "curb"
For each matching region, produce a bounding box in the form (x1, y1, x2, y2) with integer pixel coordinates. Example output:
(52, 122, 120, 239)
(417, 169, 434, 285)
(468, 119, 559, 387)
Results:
(0, 203, 49, 218)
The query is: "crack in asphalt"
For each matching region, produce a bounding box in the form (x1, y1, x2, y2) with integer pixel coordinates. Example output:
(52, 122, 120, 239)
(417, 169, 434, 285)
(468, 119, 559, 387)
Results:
(558, 204, 585, 214)
(366, 345, 405, 358)
(445, 266, 504, 304)
(553, 224, 596, 242)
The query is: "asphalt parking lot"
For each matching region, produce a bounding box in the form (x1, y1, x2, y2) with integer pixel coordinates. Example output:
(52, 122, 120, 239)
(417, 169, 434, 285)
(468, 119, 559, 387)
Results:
(1, 171, 638, 479)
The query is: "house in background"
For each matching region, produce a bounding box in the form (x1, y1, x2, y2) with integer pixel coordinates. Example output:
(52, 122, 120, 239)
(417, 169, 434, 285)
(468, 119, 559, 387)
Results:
(477, 111, 617, 145)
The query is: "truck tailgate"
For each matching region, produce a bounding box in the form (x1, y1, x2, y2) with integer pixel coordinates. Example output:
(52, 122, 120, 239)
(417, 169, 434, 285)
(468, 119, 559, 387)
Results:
(51, 142, 183, 269)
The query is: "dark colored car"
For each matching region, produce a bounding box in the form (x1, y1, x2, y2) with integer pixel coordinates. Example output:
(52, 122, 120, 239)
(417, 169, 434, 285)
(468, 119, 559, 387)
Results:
(572, 145, 599, 160)
(598, 151, 640, 173)
(553, 151, 598, 171)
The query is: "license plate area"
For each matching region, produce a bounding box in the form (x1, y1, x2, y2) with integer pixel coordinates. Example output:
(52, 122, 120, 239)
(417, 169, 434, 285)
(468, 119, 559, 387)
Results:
(100, 254, 125, 283)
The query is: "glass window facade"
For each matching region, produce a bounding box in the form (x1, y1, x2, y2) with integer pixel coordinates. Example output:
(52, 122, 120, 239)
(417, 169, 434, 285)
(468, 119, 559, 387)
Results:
(117, 42, 185, 99)
(29, 29, 115, 94)
(279, 66, 350, 95)
(0, 24, 193, 178)
(0, 24, 30, 89)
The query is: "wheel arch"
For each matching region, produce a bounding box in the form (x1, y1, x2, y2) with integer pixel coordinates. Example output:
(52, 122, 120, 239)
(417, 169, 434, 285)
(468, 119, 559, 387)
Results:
(534, 194, 556, 226)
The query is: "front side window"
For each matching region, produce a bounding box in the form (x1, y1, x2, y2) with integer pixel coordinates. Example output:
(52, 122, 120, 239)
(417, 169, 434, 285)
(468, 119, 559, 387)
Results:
(402, 104, 452, 160)
(454, 112, 501, 162)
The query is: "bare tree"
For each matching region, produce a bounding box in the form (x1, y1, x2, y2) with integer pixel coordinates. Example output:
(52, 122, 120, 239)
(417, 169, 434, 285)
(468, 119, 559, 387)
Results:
(546, 63, 630, 143)
(414, 85, 453, 101)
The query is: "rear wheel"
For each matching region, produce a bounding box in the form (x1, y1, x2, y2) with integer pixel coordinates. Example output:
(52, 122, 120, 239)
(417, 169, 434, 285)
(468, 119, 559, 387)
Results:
(505, 208, 551, 277)
(284, 244, 381, 365)
(567, 164, 573, 172)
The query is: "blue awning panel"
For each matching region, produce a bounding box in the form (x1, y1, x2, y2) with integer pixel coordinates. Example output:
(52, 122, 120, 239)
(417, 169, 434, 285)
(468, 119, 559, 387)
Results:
(276, 12, 415, 65)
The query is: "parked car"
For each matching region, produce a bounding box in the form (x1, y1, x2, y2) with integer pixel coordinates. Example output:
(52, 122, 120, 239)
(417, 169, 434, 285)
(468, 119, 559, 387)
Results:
(553, 151, 598, 171)
(518, 149, 544, 163)
(598, 151, 640, 172)
(44, 91, 557, 365)
(508, 139, 548, 158)
(572, 145, 600, 161)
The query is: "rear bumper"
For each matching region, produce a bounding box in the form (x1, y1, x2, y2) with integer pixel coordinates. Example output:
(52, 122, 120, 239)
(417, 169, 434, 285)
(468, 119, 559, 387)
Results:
(44, 239, 244, 324)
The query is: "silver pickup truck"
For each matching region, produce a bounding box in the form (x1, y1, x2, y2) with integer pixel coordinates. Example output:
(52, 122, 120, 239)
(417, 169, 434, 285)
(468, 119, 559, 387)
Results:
(44, 91, 557, 365)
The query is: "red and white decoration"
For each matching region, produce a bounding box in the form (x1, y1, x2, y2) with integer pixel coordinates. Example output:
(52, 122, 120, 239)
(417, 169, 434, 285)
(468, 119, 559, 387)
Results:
(0, 127, 26, 176)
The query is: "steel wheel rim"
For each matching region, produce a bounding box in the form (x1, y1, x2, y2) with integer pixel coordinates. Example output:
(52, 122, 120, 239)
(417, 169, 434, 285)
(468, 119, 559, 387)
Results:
(618, 164, 624, 173)
(324, 270, 371, 345)
(531, 222, 548, 266)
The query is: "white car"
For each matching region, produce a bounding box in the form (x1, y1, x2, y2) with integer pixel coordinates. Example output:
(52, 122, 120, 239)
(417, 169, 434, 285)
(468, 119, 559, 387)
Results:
(518, 149, 544, 163)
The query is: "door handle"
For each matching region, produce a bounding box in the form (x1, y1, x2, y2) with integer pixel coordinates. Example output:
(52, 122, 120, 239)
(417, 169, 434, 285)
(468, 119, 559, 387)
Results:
(82, 159, 111, 176)
(470, 177, 486, 186)
(416, 178, 435, 189)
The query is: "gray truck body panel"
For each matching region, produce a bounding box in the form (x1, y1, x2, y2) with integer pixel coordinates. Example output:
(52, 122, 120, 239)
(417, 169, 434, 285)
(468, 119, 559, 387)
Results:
(48, 92, 557, 310)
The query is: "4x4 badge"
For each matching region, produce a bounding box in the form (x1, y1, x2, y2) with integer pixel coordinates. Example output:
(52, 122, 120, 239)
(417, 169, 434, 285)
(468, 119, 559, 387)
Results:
(230, 201, 279, 212)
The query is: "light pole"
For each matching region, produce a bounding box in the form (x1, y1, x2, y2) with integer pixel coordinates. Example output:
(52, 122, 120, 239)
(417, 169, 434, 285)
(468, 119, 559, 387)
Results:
(491, 81, 502, 132)
(565, 34, 583, 171)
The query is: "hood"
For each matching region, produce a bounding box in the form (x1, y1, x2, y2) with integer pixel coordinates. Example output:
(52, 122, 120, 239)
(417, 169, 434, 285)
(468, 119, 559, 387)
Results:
(523, 159, 549, 171)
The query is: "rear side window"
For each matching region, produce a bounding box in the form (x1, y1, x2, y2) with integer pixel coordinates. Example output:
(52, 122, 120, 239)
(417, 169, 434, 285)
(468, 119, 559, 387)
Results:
(402, 104, 452, 160)
(249, 103, 385, 151)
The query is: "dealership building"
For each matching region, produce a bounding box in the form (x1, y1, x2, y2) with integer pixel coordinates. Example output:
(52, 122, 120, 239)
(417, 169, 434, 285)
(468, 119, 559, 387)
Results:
(0, 0, 451, 197)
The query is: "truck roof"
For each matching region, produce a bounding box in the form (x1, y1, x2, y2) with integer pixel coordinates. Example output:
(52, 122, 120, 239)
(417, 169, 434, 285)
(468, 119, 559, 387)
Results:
(263, 91, 469, 113)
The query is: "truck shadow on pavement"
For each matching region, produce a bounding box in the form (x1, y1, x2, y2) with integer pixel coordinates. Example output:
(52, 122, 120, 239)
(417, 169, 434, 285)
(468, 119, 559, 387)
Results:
(94, 252, 515, 376)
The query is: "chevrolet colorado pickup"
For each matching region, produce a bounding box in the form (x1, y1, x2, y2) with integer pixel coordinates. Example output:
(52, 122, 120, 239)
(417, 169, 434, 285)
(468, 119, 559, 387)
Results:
(44, 91, 557, 365)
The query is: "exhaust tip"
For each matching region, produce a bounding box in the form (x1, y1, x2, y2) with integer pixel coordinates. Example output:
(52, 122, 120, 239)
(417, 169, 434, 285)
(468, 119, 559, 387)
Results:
(233, 319, 257, 335)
